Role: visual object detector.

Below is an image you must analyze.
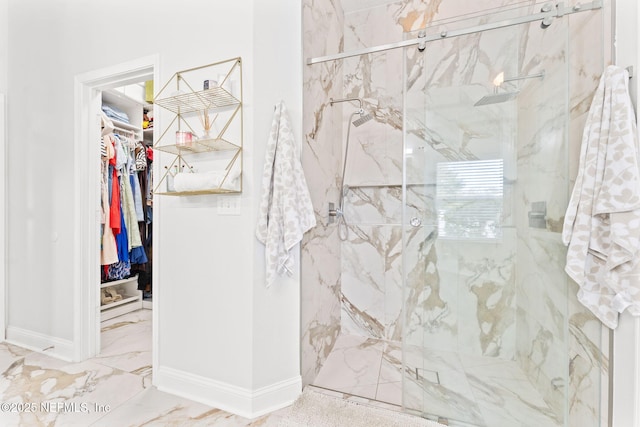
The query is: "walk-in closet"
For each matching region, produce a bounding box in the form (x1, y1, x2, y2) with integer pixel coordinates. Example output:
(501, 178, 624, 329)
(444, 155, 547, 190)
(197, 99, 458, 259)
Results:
(98, 81, 154, 370)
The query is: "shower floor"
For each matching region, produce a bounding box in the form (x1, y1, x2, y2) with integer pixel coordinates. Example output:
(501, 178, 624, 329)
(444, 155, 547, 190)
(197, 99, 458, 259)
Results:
(311, 333, 562, 427)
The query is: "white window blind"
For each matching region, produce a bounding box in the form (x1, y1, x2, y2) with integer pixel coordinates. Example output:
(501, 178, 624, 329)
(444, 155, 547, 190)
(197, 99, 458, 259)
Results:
(436, 159, 504, 239)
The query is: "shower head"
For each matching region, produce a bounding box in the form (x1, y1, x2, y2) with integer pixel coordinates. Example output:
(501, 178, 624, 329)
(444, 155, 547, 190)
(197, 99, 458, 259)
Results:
(352, 110, 373, 127)
(474, 90, 520, 106)
(474, 70, 544, 106)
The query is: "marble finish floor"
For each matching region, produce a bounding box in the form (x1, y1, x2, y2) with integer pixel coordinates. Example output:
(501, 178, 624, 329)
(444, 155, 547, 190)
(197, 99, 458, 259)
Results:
(312, 333, 563, 427)
(0, 311, 558, 426)
(0, 309, 288, 426)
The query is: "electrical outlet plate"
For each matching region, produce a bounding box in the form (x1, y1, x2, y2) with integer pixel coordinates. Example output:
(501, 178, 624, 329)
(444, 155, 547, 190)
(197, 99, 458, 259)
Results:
(217, 196, 241, 215)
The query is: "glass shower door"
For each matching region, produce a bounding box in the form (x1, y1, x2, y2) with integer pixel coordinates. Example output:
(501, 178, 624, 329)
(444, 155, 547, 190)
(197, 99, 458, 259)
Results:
(402, 10, 572, 427)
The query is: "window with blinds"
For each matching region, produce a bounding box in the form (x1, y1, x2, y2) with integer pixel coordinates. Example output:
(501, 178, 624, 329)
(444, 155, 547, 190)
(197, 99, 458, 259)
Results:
(436, 159, 504, 240)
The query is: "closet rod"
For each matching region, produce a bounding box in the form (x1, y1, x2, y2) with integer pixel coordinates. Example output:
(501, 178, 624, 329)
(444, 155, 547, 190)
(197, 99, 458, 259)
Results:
(113, 126, 138, 137)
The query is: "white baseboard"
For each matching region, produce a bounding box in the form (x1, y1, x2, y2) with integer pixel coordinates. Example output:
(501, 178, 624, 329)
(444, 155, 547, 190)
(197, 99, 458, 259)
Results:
(5, 326, 74, 361)
(155, 365, 301, 419)
(251, 375, 301, 417)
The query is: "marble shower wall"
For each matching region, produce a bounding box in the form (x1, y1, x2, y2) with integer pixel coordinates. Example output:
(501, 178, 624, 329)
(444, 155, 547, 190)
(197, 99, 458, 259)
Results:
(301, 0, 345, 386)
(303, 0, 610, 425)
(566, 7, 612, 427)
(508, 8, 584, 419)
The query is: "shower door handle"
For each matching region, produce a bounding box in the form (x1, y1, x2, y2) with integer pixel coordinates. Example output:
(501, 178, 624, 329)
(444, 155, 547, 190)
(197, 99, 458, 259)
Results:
(410, 217, 422, 227)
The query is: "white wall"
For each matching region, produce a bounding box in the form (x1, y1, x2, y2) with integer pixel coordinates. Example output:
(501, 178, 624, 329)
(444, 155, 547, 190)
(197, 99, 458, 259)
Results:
(251, 1, 303, 394)
(613, 1, 640, 425)
(6, 0, 301, 417)
(616, 0, 638, 108)
(0, 0, 7, 342)
(0, 1, 6, 94)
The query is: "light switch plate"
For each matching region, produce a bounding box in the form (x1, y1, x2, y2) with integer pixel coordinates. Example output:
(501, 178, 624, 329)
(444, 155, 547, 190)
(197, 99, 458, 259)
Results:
(217, 196, 241, 215)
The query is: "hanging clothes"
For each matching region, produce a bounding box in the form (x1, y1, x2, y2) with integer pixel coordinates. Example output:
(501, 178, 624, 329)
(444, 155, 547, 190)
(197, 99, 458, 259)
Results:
(256, 101, 316, 287)
(132, 141, 147, 222)
(122, 142, 147, 265)
(114, 185, 130, 264)
(131, 145, 153, 292)
(562, 65, 640, 329)
(100, 131, 149, 280)
(101, 135, 119, 266)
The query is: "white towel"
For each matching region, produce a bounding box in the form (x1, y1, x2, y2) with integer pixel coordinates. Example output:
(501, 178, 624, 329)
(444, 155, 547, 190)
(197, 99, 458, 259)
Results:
(562, 65, 640, 329)
(256, 101, 316, 287)
(173, 168, 240, 192)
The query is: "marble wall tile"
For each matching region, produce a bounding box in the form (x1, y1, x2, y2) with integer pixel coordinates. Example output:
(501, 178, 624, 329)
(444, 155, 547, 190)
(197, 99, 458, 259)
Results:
(301, 231, 342, 385)
(383, 225, 408, 342)
(340, 221, 405, 342)
(567, 280, 609, 427)
(513, 4, 611, 426)
(513, 17, 571, 394)
(453, 234, 517, 359)
(401, 225, 456, 349)
(311, 334, 384, 400)
(301, 0, 345, 387)
(566, 8, 612, 423)
(398, 342, 486, 424)
(401, 224, 517, 360)
(303, 0, 345, 59)
(464, 362, 562, 426)
(342, 186, 403, 225)
(341, 224, 387, 338)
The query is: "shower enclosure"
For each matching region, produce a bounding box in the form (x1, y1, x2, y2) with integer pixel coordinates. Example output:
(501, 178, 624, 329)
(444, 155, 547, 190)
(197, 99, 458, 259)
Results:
(302, 1, 608, 426)
(403, 6, 572, 426)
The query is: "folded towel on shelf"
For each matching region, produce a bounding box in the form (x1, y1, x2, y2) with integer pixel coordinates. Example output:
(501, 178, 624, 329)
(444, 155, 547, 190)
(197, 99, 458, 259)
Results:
(173, 168, 240, 192)
(256, 100, 316, 287)
(562, 65, 640, 329)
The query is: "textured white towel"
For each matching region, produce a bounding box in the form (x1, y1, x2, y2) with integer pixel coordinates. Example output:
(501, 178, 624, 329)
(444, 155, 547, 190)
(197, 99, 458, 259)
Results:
(173, 168, 240, 192)
(563, 65, 640, 329)
(256, 101, 316, 287)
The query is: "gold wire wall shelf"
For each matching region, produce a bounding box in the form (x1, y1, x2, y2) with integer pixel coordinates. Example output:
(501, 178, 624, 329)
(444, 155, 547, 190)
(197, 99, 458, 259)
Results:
(153, 57, 243, 196)
(153, 137, 239, 155)
(154, 87, 239, 114)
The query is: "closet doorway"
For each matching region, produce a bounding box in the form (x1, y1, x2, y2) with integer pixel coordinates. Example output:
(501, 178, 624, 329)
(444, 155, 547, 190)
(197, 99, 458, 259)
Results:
(73, 56, 159, 373)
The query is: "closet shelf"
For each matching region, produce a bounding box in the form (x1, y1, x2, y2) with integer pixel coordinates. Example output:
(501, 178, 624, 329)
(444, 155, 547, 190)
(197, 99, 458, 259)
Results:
(100, 294, 141, 310)
(156, 188, 241, 196)
(154, 137, 239, 155)
(101, 274, 138, 289)
(100, 274, 142, 321)
(111, 119, 142, 132)
(154, 87, 239, 115)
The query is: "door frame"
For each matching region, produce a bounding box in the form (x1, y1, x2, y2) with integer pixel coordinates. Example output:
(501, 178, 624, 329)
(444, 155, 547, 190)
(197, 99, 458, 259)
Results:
(0, 93, 6, 342)
(73, 55, 159, 362)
